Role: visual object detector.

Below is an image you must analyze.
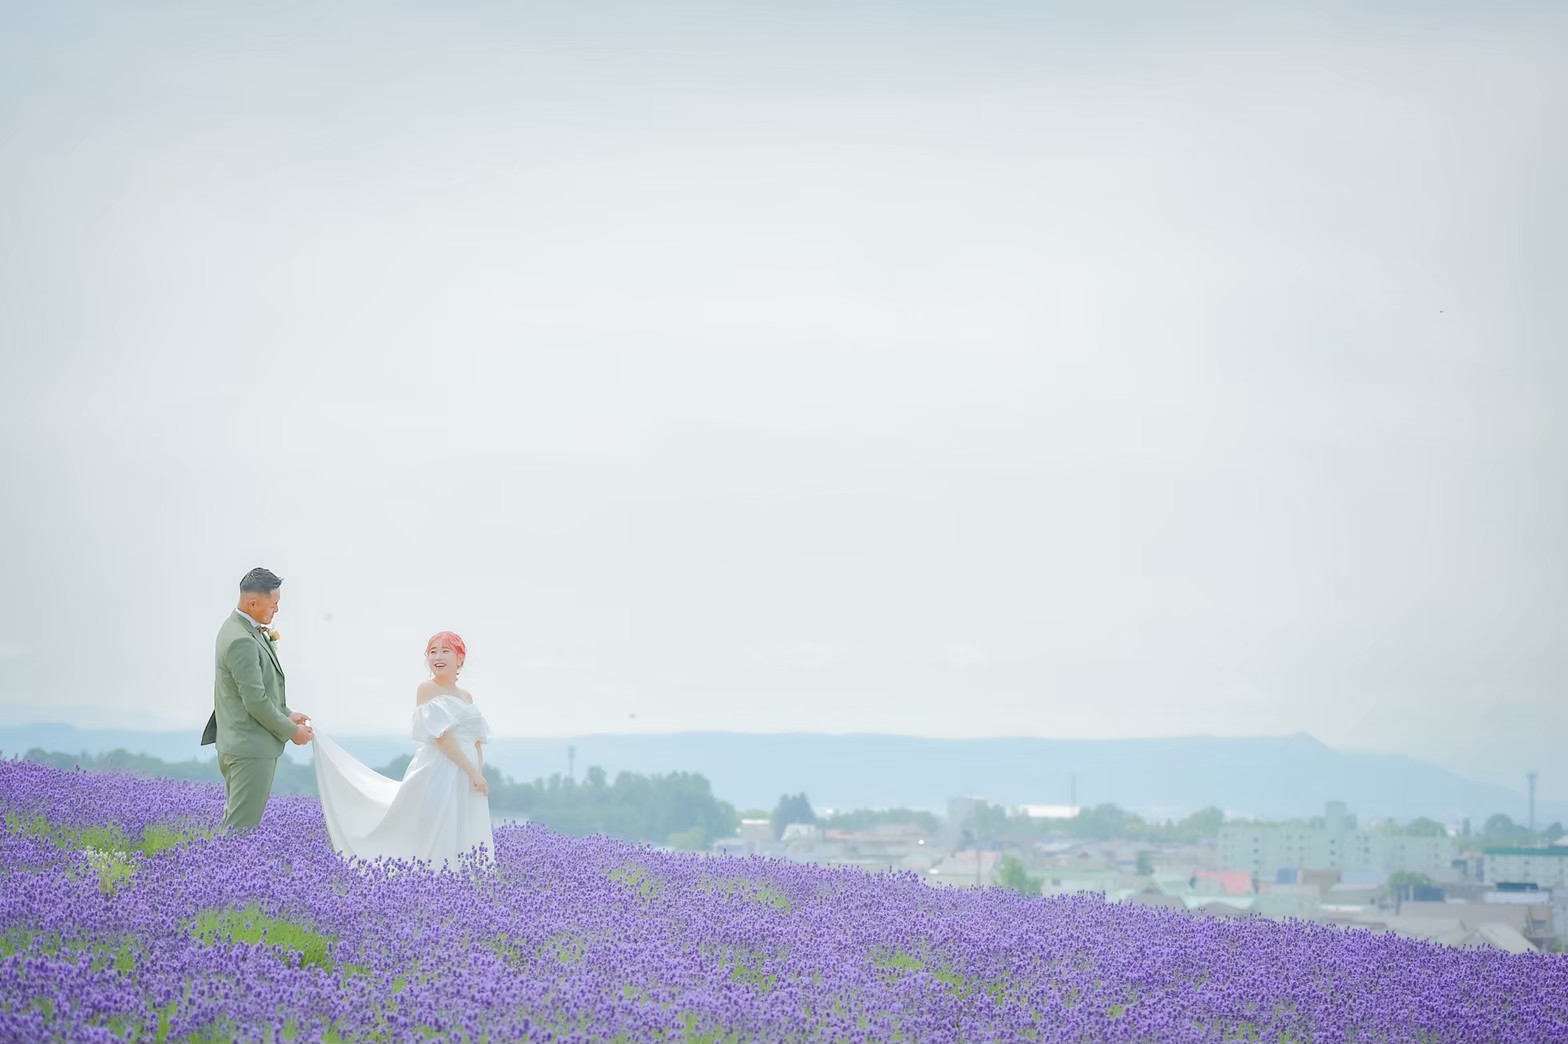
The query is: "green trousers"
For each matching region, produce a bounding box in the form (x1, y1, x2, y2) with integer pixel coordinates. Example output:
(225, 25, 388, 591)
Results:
(218, 753, 278, 833)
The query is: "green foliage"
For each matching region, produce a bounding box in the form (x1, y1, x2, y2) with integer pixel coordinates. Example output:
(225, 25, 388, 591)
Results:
(1068, 804, 1147, 839)
(994, 854, 1042, 896)
(967, 800, 1012, 838)
(0, 928, 139, 973)
(698, 874, 793, 914)
(952, 800, 1230, 845)
(4, 811, 211, 891)
(22, 746, 319, 794)
(16, 747, 740, 851)
(1403, 816, 1447, 837)
(822, 808, 942, 833)
(489, 930, 588, 968)
(1135, 849, 1155, 876)
(771, 793, 816, 840)
(85, 847, 138, 891)
(189, 903, 337, 971)
(541, 931, 589, 966)
(609, 864, 667, 903)
(1175, 806, 1226, 839)
(495, 768, 739, 849)
(870, 946, 1011, 1004)
(1482, 813, 1535, 846)
(678, 1010, 753, 1044)
(667, 826, 710, 851)
(699, 941, 781, 996)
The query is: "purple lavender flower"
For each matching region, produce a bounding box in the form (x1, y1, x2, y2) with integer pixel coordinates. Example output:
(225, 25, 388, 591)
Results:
(2, 758, 1566, 1043)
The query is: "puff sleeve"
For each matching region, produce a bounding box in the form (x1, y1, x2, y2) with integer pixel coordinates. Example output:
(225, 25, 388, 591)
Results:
(411, 698, 460, 743)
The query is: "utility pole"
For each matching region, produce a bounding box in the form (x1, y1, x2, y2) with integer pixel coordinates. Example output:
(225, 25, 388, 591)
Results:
(568, 744, 576, 783)
(1528, 771, 1538, 834)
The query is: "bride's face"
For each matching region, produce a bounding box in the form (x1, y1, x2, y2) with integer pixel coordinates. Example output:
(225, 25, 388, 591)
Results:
(426, 641, 463, 678)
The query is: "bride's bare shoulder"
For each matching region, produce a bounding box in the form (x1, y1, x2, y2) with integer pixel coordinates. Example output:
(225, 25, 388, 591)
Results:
(415, 680, 442, 705)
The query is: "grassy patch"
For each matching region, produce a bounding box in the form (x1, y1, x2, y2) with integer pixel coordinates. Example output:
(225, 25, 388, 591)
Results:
(541, 930, 589, 965)
(609, 863, 666, 902)
(3, 812, 212, 890)
(487, 929, 589, 970)
(4, 811, 211, 855)
(679, 1010, 754, 1044)
(0, 928, 140, 972)
(699, 941, 783, 996)
(871, 945, 1011, 1004)
(189, 903, 337, 972)
(84, 845, 139, 891)
(697, 874, 793, 914)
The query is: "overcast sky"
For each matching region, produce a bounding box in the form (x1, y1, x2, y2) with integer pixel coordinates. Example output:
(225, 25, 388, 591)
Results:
(1, 2, 1563, 797)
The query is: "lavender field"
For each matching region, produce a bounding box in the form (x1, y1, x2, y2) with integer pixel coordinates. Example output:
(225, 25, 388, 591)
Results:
(2, 760, 1566, 1043)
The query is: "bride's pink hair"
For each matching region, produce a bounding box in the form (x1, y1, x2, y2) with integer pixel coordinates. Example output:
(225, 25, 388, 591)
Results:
(426, 631, 467, 661)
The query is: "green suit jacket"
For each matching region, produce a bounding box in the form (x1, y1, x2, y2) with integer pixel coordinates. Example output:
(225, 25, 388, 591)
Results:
(201, 610, 294, 757)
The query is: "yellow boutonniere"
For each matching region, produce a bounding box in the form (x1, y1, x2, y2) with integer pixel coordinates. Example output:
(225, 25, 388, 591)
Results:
(264, 629, 280, 643)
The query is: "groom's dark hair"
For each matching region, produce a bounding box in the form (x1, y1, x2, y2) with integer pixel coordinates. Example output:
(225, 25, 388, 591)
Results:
(239, 567, 283, 593)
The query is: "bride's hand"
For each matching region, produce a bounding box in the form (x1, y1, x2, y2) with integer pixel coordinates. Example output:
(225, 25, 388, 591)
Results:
(469, 772, 489, 796)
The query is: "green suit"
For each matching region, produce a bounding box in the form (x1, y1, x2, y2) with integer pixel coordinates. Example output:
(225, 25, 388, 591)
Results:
(201, 610, 295, 831)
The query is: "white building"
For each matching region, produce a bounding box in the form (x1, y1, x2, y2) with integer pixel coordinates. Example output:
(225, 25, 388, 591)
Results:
(1485, 847, 1568, 889)
(738, 818, 773, 843)
(1016, 804, 1081, 820)
(1220, 801, 1455, 877)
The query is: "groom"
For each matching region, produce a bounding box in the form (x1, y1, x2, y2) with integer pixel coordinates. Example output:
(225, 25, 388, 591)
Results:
(200, 567, 313, 832)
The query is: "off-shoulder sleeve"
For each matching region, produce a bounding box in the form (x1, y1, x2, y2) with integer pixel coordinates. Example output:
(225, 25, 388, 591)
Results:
(411, 698, 459, 743)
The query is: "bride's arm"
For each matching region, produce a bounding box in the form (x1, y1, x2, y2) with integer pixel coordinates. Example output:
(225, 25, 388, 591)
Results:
(432, 730, 488, 794)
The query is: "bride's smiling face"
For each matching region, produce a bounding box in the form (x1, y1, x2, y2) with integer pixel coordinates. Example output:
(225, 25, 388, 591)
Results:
(426, 640, 463, 679)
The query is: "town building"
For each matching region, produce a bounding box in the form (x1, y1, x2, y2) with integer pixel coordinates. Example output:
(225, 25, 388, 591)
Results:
(1015, 803, 1080, 820)
(1219, 801, 1455, 877)
(1484, 847, 1568, 889)
(926, 850, 1004, 889)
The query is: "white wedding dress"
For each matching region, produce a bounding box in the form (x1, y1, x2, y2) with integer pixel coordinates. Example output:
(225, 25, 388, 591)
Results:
(311, 694, 495, 870)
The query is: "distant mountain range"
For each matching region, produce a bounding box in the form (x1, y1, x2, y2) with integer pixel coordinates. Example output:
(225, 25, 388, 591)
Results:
(0, 722, 1552, 824)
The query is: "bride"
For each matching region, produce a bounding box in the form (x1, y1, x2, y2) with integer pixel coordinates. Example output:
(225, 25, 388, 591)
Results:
(311, 631, 496, 870)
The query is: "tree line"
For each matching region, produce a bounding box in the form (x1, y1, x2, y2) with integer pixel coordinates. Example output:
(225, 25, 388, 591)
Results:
(13, 747, 738, 850)
(12, 747, 1557, 854)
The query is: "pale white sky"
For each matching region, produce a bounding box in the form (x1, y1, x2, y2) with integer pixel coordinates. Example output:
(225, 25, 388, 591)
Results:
(1, 2, 1564, 796)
